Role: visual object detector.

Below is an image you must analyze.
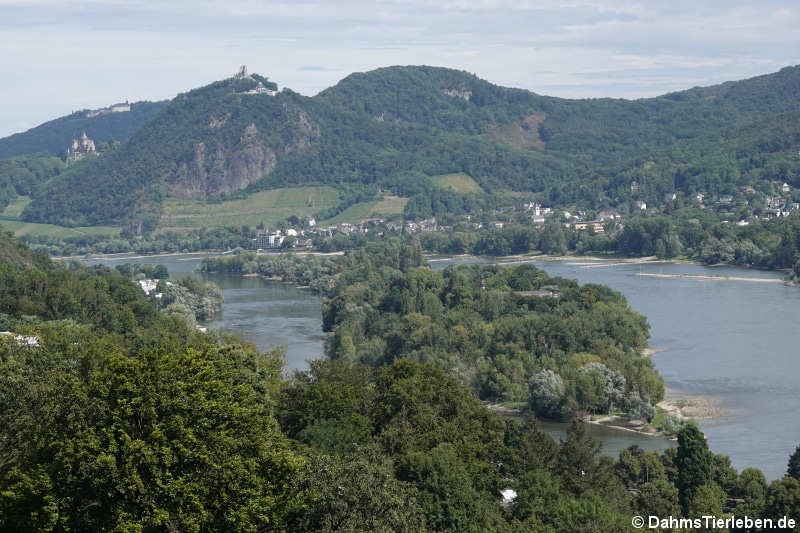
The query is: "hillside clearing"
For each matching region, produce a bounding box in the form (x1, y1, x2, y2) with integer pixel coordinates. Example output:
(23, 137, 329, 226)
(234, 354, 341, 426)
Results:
(430, 173, 483, 193)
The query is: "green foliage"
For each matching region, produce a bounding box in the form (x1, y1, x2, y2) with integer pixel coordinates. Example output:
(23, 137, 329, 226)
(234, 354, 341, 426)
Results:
(115, 262, 169, 279)
(764, 476, 800, 523)
(289, 450, 425, 532)
(1, 234, 800, 530)
(322, 251, 661, 417)
(0, 225, 51, 269)
(0, 154, 64, 211)
(0, 101, 166, 160)
(0, 328, 302, 532)
(676, 423, 715, 514)
(636, 479, 681, 522)
(789, 445, 800, 481)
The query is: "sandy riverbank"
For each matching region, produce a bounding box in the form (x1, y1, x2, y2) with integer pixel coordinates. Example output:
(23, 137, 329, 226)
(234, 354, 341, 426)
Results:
(582, 389, 725, 439)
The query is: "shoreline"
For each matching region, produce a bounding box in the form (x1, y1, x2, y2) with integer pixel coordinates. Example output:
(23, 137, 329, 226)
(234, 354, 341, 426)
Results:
(56, 249, 345, 262)
(487, 379, 725, 441)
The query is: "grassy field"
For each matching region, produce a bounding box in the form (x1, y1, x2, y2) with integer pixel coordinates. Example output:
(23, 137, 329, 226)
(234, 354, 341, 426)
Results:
(0, 195, 120, 239)
(0, 186, 406, 240)
(160, 186, 340, 230)
(0, 196, 31, 219)
(321, 195, 408, 226)
(431, 173, 483, 193)
(0, 219, 120, 239)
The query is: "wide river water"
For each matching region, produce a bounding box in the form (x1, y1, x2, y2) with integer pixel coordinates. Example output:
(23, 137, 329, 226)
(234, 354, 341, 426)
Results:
(88, 252, 800, 480)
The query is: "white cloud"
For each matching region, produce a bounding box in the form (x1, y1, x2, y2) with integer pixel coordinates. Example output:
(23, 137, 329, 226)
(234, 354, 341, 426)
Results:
(0, 0, 798, 137)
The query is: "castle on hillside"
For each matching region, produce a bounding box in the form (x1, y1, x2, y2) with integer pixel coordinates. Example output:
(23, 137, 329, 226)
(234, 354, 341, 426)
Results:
(232, 65, 278, 95)
(66, 132, 96, 162)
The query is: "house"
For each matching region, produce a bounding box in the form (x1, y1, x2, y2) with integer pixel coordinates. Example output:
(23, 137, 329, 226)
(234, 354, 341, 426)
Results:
(243, 81, 278, 96)
(254, 231, 284, 249)
(766, 196, 786, 209)
(531, 215, 546, 225)
(783, 183, 792, 193)
(0, 331, 40, 347)
(571, 221, 605, 234)
(719, 195, 733, 204)
(524, 202, 544, 216)
(693, 192, 705, 203)
(597, 210, 620, 221)
(420, 218, 438, 231)
(630, 181, 640, 193)
(303, 216, 317, 228)
(736, 220, 750, 226)
(635, 200, 647, 210)
(664, 192, 677, 202)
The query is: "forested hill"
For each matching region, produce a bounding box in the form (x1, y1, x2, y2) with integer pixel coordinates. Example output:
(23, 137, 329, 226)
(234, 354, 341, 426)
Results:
(19, 64, 800, 228)
(0, 100, 167, 160)
(0, 226, 48, 269)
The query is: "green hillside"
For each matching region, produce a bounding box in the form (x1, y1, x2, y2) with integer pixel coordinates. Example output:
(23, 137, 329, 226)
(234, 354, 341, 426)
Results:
(18, 65, 800, 230)
(0, 224, 49, 269)
(431, 173, 483, 193)
(0, 100, 167, 160)
(160, 186, 340, 230)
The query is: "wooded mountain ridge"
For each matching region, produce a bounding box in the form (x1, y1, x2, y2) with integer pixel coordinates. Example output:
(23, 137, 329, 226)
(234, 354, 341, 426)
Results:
(5, 65, 800, 230)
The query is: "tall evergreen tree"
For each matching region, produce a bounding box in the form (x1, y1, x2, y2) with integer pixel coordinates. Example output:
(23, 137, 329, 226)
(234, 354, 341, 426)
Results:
(787, 445, 800, 480)
(675, 423, 714, 514)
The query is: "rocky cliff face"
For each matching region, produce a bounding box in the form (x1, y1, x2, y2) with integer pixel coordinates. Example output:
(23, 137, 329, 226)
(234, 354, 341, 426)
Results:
(170, 111, 319, 199)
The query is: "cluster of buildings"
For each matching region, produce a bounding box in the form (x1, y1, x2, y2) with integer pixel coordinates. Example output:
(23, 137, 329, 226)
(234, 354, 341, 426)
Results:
(247, 177, 800, 250)
(252, 216, 442, 249)
(86, 102, 131, 118)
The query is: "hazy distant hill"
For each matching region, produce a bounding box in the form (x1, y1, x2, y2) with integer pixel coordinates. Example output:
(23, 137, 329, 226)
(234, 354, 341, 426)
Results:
(0, 100, 167, 160)
(19, 65, 800, 229)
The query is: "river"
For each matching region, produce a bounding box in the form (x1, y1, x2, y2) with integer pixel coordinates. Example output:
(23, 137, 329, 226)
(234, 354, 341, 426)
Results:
(86, 252, 800, 479)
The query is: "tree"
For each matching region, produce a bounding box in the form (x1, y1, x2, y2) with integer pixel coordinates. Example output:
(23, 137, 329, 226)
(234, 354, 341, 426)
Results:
(290, 449, 424, 532)
(556, 420, 605, 496)
(676, 423, 714, 514)
(0, 342, 303, 531)
(764, 476, 800, 524)
(787, 445, 800, 480)
(636, 479, 680, 519)
(397, 443, 492, 533)
(528, 369, 569, 419)
(687, 483, 725, 524)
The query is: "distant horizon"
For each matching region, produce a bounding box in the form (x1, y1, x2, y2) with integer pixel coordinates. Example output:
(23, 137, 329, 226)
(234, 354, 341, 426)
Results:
(2, 1, 799, 138)
(3, 61, 798, 140)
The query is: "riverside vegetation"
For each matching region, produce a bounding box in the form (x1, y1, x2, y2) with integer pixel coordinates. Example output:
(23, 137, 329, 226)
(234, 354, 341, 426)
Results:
(3, 231, 800, 530)
(204, 242, 671, 427)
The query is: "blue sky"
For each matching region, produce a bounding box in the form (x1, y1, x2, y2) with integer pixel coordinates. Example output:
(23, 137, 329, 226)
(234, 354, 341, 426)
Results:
(1, 0, 798, 137)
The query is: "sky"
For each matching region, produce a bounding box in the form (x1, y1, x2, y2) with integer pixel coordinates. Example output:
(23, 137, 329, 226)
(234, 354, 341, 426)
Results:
(1, 0, 798, 138)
